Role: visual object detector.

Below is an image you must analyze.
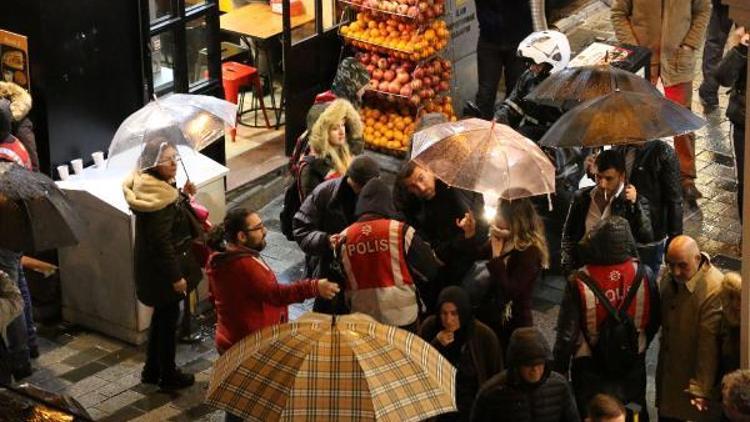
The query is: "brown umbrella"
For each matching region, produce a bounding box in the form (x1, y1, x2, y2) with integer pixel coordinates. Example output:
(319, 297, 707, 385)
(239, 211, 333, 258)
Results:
(539, 91, 706, 148)
(525, 65, 661, 110)
(206, 312, 457, 422)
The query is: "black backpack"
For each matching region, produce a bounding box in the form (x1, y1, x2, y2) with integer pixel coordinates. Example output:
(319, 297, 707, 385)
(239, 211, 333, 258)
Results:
(279, 160, 308, 241)
(577, 265, 645, 375)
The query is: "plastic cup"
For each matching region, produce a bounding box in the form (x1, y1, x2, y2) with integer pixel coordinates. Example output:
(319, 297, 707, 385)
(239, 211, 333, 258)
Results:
(92, 151, 105, 168)
(57, 165, 70, 180)
(70, 158, 83, 175)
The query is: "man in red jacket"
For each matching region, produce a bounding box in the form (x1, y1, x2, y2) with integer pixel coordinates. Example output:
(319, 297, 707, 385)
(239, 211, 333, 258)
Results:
(207, 207, 339, 355)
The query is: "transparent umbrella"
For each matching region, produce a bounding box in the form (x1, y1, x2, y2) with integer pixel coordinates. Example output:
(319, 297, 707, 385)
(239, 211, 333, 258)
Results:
(411, 118, 556, 204)
(107, 94, 237, 170)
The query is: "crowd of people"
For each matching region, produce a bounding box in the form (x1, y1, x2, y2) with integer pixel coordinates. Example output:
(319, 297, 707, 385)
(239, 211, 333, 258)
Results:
(0, 1, 748, 421)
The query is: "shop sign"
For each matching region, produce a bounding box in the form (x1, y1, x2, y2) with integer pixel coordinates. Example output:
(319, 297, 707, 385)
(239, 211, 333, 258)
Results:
(0, 29, 30, 91)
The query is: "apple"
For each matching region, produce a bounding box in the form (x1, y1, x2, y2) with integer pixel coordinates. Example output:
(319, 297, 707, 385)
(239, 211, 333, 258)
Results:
(378, 81, 390, 92)
(410, 79, 423, 90)
(396, 72, 410, 84)
(383, 70, 396, 82)
(366, 64, 376, 74)
(407, 6, 418, 17)
(418, 2, 428, 12)
(369, 79, 379, 90)
(410, 94, 421, 106)
(359, 54, 370, 65)
(419, 89, 430, 99)
(400, 85, 413, 97)
(413, 68, 424, 79)
(439, 80, 450, 92)
(388, 81, 401, 94)
(372, 69, 384, 80)
(422, 76, 432, 87)
(397, 3, 409, 14)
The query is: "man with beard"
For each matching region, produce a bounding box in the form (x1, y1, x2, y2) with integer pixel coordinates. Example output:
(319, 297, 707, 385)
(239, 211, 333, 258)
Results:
(206, 208, 339, 356)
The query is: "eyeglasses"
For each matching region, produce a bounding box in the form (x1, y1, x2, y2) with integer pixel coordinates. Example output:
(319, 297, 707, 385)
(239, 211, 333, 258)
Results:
(244, 222, 265, 232)
(157, 155, 181, 166)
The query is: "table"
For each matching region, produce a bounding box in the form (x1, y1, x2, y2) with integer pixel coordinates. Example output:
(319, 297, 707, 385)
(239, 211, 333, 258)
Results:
(220, 3, 314, 128)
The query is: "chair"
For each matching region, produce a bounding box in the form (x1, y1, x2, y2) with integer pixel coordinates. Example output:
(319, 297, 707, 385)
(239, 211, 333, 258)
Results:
(221, 61, 271, 140)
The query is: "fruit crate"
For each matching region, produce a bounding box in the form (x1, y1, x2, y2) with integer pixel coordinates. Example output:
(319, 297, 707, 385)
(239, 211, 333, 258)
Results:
(337, 0, 445, 23)
(359, 53, 452, 106)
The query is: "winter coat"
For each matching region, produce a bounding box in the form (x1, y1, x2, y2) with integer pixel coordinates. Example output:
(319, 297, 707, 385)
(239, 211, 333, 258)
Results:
(474, 0, 533, 49)
(0, 82, 37, 171)
(293, 176, 359, 280)
(299, 155, 337, 199)
(395, 179, 488, 286)
(421, 286, 503, 421)
(494, 69, 563, 142)
(610, 0, 711, 86)
(306, 99, 361, 181)
(207, 246, 319, 353)
(656, 254, 723, 420)
(123, 171, 202, 308)
(613, 141, 683, 242)
(561, 186, 653, 275)
(718, 315, 740, 382)
(716, 44, 747, 127)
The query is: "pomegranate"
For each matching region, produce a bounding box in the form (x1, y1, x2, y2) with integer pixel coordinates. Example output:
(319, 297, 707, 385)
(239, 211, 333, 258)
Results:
(383, 70, 396, 82)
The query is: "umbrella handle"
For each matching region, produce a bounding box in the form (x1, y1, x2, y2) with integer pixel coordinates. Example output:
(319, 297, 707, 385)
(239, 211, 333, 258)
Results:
(179, 155, 191, 184)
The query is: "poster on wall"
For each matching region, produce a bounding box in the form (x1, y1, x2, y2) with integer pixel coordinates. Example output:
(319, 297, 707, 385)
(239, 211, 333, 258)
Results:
(0, 29, 30, 91)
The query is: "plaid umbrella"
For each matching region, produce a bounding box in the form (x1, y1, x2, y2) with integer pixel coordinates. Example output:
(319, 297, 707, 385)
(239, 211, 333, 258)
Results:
(206, 312, 457, 422)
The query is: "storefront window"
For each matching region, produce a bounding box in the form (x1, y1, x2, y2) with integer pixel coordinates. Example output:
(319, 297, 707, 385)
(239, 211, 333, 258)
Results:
(151, 31, 176, 96)
(149, 0, 174, 22)
(186, 16, 209, 87)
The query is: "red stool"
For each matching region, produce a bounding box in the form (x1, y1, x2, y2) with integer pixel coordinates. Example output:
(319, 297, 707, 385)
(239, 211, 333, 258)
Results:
(222, 61, 271, 140)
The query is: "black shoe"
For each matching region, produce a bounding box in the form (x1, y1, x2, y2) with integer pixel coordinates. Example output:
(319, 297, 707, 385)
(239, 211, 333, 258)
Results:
(160, 370, 195, 390)
(178, 332, 203, 344)
(29, 345, 39, 359)
(141, 369, 160, 385)
(683, 184, 703, 201)
(13, 364, 33, 381)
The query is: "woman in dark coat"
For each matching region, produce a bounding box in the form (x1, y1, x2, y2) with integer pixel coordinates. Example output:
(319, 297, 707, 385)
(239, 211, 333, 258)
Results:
(420, 286, 503, 421)
(122, 138, 202, 390)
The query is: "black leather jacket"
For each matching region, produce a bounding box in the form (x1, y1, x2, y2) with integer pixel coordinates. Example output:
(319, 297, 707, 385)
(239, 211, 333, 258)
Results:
(613, 141, 683, 242)
(494, 68, 563, 142)
(716, 44, 747, 126)
(561, 187, 653, 275)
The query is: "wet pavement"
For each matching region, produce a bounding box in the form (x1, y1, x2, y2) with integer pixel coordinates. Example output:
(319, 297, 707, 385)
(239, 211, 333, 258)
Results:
(11, 4, 745, 421)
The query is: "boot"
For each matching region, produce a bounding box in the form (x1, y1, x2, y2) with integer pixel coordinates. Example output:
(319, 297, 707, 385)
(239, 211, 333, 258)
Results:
(160, 369, 195, 390)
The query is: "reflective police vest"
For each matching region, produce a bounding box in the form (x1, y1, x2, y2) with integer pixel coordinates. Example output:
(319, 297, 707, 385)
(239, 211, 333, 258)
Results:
(340, 218, 417, 326)
(0, 136, 31, 169)
(575, 260, 651, 350)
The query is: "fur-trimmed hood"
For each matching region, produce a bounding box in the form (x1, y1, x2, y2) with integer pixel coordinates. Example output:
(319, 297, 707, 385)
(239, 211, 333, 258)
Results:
(0, 82, 32, 122)
(122, 171, 179, 212)
(309, 99, 363, 153)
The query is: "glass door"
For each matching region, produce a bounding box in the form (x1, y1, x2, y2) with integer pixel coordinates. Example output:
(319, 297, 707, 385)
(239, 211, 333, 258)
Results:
(143, 0, 222, 98)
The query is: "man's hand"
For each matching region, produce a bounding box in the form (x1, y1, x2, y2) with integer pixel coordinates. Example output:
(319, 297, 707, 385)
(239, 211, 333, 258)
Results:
(738, 27, 749, 46)
(435, 330, 455, 347)
(584, 153, 596, 176)
(456, 212, 476, 239)
(173, 278, 188, 294)
(624, 184, 637, 204)
(182, 181, 197, 196)
(317, 279, 340, 299)
(690, 396, 709, 412)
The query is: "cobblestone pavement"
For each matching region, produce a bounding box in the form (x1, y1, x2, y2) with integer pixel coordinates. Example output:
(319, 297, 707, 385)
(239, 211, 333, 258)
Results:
(13, 4, 744, 421)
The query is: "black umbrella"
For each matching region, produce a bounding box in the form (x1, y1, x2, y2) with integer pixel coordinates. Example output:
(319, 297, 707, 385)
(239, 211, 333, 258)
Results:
(0, 162, 84, 252)
(539, 91, 706, 148)
(525, 65, 661, 110)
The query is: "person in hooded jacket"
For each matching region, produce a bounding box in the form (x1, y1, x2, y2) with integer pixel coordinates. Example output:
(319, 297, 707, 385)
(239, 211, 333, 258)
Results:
(122, 138, 202, 390)
(299, 99, 362, 198)
(293, 156, 381, 314)
(0, 81, 38, 171)
(420, 286, 503, 421)
(716, 27, 748, 223)
(304, 57, 370, 155)
(471, 327, 580, 422)
(553, 216, 660, 421)
(561, 149, 653, 275)
(207, 208, 339, 354)
(339, 178, 440, 330)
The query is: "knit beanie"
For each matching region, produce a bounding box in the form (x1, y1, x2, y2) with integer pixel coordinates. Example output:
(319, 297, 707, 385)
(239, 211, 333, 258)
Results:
(506, 327, 551, 368)
(355, 178, 397, 218)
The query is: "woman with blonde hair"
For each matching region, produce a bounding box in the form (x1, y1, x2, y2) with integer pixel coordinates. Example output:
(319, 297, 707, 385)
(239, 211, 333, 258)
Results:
(299, 99, 362, 198)
(468, 193, 549, 350)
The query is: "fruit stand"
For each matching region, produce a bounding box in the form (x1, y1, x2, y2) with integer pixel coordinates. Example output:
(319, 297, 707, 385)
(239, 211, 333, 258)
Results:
(338, 0, 456, 158)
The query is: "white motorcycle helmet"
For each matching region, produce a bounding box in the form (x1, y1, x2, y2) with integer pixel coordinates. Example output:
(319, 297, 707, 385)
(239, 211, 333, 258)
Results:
(517, 30, 571, 74)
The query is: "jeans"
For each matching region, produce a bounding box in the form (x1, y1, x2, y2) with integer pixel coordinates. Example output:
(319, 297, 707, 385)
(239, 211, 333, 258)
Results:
(734, 124, 746, 224)
(475, 37, 526, 120)
(699, 1, 732, 105)
(144, 301, 180, 378)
